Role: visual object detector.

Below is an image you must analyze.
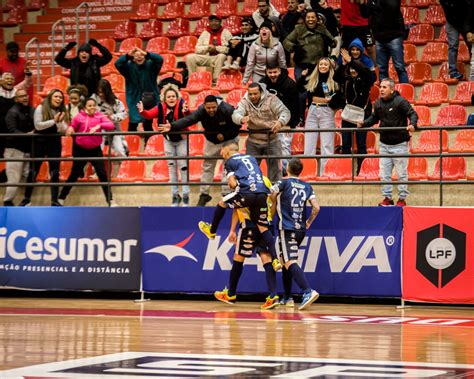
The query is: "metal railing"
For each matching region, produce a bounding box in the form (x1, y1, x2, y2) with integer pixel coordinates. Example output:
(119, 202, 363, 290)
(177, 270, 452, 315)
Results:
(51, 19, 66, 77)
(24, 38, 41, 93)
(0, 125, 472, 206)
(75, 2, 90, 47)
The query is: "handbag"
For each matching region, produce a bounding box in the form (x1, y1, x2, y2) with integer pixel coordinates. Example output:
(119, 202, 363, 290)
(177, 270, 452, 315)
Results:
(341, 104, 365, 124)
(141, 91, 157, 109)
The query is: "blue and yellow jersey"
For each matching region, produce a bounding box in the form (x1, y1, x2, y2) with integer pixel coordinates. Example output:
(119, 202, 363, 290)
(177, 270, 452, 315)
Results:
(236, 176, 273, 227)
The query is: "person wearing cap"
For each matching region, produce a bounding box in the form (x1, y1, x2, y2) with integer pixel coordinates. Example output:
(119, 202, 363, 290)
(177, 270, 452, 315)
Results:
(242, 20, 287, 85)
(185, 14, 233, 84)
(55, 39, 113, 96)
(222, 17, 258, 71)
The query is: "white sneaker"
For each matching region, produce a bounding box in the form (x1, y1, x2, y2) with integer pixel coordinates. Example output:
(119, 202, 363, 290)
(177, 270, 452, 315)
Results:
(222, 62, 231, 71)
(230, 61, 240, 70)
(57, 199, 65, 206)
(109, 200, 119, 207)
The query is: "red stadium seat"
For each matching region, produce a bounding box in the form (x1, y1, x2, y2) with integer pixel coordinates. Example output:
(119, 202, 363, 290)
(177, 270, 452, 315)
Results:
(412, 105, 431, 126)
(185, 71, 212, 93)
(458, 42, 471, 63)
(191, 89, 221, 111)
(407, 157, 428, 180)
(193, 17, 209, 36)
(407, 23, 434, 45)
(215, 0, 237, 18)
(61, 136, 73, 157)
(423, 4, 445, 25)
(428, 157, 466, 181)
(138, 19, 163, 39)
(36, 162, 49, 182)
(172, 36, 198, 56)
(354, 157, 379, 181)
(140, 134, 165, 156)
(449, 130, 474, 153)
(59, 161, 73, 182)
(189, 159, 204, 182)
(411, 130, 449, 153)
(369, 84, 380, 103)
(414, 82, 449, 106)
(106, 73, 125, 93)
(449, 81, 474, 106)
(412, 0, 436, 8)
(299, 158, 318, 181)
(394, 83, 415, 103)
(101, 57, 119, 77)
(420, 42, 448, 65)
(38, 75, 69, 97)
(164, 18, 190, 38)
(189, 133, 205, 155)
(113, 21, 137, 41)
(113, 160, 146, 182)
(159, 72, 184, 86)
(291, 132, 304, 155)
(147, 37, 170, 54)
(222, 15, 242, 35)
(2, 0, 24, 11)
(225, 88, 246, 107)
(435, 25, 448, 43)
(316, 158, 353, 181)
(186, 0, 211, 19)
(401, 7, 419, 24)
(125, 135, 141, 156)
(0, 6, 27, 26)
(116, 37, 143, 56)
(215, 71, 243, 92)
(144, 159, 169, 182)
(435, 62, 466, 84)
(435, 105, 467, 127)
(241, 0, 258, 16)
(366, 131, 378, 154)
(160, 53, 178, 73)
(406, 62, 432, 85)
(32, 94, 43, 107)
(158, 2, 185, 20)
(403, 43, 418, 64)
(92, 38, 116, 55)
(130, 3, 157, 21)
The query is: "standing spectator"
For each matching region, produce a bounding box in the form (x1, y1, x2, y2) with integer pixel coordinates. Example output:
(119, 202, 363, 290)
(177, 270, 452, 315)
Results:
(309, 0, 340, 42)
(242, 21, 287, 85)
(55, 39, 112, 96)
(185, 15, 233, 85)
(92, 79, 128, 161)
(138, 83, 191, 206)
(281, 0, 305, 38)
(58, 98, 116, 206)
(158, 95, 241, 206)
(21, 89, 69, 206)
(232, 82, 291, 183)
(0, 42, 30, 99)
(270, 158, 320, 310)
(223, 17, 258, 71)
(115, 47, 163, 140)
(260, 63, 300, 175)
(66, 84, 88, 119)
(358, 79, 418, 207)
(366, 0, 409, 83)
(340, 0, 375, 63)
(439, 0, 473, 80)
(303, 57, 341, 174)
(3, 89, 35, 206)
(252, 0, 280, 29)
(334, 40, 376, 174)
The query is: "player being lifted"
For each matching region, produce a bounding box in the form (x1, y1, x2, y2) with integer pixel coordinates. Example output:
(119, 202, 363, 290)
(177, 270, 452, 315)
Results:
(270, 158, 320, 310)
(214, 176, 280, 310)
(198, 140, 282, 271)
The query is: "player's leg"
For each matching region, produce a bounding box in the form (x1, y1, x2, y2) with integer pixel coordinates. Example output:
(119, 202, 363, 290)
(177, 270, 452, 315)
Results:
(258, 250, 279, 310)
(278, 234, 294, 306)
(281, 230, 319, 310)
(199, 193, 243, 239)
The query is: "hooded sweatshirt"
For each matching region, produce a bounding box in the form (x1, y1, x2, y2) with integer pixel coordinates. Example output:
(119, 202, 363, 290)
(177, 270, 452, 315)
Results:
(69, 109, 114, 149)
(232, 83, 291, 145)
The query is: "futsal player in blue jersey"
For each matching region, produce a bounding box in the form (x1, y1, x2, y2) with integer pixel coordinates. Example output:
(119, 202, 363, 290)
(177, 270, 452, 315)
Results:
(270, 158, 320, 310)
(199, 140, 282, 271)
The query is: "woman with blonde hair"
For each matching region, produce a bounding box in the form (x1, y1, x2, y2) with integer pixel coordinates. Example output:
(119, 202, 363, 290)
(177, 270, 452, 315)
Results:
(303, 57, 340, 174)
(137, 83, 190, 206)
(20, 89, 69, 206)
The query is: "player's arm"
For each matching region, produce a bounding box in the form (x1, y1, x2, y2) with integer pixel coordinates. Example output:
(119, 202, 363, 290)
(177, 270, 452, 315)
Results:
(227, 209, 239, 244)
(306, 197, 320, 230)
(269, 192, 278, 218)
(227, 174, 238, 190)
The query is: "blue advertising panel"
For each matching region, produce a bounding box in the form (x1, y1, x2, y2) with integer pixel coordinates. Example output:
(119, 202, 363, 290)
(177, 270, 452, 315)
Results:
(141, 207, 402, 297)
(0, 207, 141, 291)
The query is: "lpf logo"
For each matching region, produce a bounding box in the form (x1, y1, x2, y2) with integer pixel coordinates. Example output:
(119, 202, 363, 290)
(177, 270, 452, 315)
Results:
(416, 224, 466, 288)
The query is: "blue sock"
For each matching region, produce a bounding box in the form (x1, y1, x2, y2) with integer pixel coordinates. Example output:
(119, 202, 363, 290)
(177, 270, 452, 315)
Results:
(289, 263, 311, 293)
(282, 266, 292, 299)
(210, 204, 226, 234)
(228, 260, 243, 296)
(263, 262, 277, 297)
(261, 230, 277, 260)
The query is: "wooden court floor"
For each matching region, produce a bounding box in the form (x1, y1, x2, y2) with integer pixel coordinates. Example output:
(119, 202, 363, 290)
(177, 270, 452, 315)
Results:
(0, 297, 473, 377)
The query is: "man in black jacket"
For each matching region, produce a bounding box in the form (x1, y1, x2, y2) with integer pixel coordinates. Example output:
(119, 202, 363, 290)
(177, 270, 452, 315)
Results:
(260, 63, 300, 175)
(158, 95, 241, 206)
(358, 78, 418, 207)
(55, 39, 112, 96)
(3, 89, 35, 206)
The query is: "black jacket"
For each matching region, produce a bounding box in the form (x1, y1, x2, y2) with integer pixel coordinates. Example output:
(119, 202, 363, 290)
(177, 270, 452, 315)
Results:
(440, 0, 473, 35)
(366, 0, 405, 43)
(55, 42, 112, 95)
(5, 102, 35, 152)
(363, 91, 418, 145)
(171, 99, 241, 144)
(335, 59, 376, 117)
(260, 71, 300, 128)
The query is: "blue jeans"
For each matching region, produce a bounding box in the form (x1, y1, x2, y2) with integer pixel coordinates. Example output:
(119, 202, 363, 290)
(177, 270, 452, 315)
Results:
(379, 141, 409, 199)
(446, 21, 460, 76)
(164, 138, 190, 196)
(376, 37, 409, 83)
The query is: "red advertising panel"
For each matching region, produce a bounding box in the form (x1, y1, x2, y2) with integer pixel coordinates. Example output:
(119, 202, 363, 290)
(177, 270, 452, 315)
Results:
(403, 207, 474, 304)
